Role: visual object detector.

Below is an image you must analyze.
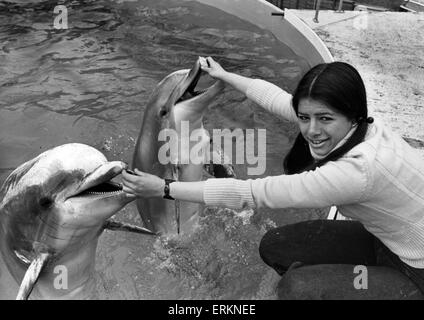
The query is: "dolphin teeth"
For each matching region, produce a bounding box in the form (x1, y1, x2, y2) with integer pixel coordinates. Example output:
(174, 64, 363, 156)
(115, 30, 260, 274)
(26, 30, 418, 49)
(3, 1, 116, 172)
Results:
(85, 189, 123, 195)
(74, 181, 123, 197)
(193, 89, 206, 96)
(86, 191, 123, 195)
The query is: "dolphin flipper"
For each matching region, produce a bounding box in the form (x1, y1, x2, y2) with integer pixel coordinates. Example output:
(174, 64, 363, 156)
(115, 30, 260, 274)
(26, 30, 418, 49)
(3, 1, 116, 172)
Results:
(16, 253, 50, 300)
(103, 219, 158, 236)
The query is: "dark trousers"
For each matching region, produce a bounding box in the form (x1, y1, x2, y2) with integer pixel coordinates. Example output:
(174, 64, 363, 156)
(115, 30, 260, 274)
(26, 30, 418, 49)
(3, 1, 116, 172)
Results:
(259, 220, 424, 300)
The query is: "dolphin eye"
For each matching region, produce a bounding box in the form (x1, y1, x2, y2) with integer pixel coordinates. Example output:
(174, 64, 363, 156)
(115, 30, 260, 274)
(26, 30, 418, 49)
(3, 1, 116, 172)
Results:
(159, 109, 168, 118)
(39, 197, 53, 209)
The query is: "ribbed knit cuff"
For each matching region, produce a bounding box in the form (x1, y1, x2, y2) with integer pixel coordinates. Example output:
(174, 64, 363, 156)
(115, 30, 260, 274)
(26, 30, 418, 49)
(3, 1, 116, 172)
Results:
(203, 178, 256, 209)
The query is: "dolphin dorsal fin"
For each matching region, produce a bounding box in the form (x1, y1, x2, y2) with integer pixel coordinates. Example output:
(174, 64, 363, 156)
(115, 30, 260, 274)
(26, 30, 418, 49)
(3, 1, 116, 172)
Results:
(16, 252, 50, 300)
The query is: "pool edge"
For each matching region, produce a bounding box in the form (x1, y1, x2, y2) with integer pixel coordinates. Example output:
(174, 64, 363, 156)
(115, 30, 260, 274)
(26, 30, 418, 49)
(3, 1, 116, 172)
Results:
(194, 0, 334, 66)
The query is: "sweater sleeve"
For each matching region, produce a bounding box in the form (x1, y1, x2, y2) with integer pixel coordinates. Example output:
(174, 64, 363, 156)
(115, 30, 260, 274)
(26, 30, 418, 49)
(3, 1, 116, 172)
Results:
(203, 178, 256, 209)
(203, 155, 371, 210)
(245, 79, 298, 122)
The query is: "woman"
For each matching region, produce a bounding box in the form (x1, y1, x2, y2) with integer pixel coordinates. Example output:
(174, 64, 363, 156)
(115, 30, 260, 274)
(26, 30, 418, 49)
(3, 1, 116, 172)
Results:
(122, 57, 424, 299)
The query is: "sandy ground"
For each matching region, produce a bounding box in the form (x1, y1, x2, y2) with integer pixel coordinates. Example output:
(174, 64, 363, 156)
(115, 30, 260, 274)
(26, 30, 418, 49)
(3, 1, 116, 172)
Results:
(292, 10, 424, 157)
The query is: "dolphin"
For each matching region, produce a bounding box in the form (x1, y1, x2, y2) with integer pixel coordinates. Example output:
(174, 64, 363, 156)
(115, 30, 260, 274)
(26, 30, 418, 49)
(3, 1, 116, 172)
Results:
(133, 57, 232, 235)
(0, 143, 154, 300)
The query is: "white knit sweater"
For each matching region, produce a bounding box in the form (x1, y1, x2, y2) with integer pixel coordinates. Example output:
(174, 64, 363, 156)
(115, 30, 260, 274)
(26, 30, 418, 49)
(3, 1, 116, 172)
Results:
(204, 79, 424, 268)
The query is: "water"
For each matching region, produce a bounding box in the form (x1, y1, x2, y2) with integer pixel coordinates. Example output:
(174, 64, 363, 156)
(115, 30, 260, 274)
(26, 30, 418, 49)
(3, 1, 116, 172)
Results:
(0, 0, 326, 299)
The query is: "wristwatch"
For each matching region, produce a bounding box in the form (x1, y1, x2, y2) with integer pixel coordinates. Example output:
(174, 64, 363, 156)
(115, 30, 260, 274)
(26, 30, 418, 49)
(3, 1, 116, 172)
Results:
(163, 179, 175, 200)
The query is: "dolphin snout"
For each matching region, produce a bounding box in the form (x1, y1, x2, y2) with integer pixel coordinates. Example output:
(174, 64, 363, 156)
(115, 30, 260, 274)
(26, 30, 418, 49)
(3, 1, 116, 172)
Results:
(111, 161, 128, 174)
(69, 161, 127, 198)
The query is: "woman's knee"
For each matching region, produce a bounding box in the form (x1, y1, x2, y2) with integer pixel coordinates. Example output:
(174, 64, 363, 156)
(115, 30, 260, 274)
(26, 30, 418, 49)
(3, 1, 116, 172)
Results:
(259, 226, 290, 272)
(259, 221, 313, 273)
(259, 220, 373, 271)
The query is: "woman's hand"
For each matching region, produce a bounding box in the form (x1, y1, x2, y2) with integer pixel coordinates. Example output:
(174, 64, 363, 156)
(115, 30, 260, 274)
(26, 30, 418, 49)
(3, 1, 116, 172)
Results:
(200, 56, 253, 95)
(200, 56, 228, 80)
(122, 168, 165, 198)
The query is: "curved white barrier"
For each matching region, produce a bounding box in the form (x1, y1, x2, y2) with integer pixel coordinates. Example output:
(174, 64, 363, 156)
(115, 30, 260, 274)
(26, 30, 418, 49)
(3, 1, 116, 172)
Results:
(194, 0, 334, 67)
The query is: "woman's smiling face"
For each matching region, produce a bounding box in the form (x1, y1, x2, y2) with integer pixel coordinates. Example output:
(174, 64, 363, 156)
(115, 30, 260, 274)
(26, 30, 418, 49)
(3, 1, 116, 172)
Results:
(297, 98, 355, 158)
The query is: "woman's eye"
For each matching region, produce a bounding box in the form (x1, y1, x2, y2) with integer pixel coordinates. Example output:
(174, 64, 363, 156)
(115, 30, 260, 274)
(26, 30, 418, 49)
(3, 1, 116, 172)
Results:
(320, 117, 333, 121)
(298, 116, 309, 121)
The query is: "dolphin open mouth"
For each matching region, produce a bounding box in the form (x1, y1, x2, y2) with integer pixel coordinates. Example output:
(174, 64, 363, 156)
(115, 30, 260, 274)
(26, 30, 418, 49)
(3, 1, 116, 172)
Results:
(67, 161, 126, 199)
(175, 59, 219, 105)
(75, 181, 123, 197)
(176, 66, 204, 104)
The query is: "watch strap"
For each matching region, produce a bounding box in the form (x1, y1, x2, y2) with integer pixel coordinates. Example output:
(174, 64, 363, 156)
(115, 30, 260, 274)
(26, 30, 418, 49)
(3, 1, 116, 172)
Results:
(163, 179, 175, 200)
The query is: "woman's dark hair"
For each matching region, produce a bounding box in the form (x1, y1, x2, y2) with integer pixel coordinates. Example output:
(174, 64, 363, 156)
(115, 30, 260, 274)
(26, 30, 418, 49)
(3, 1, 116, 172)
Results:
(283, 61, 372, 174)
